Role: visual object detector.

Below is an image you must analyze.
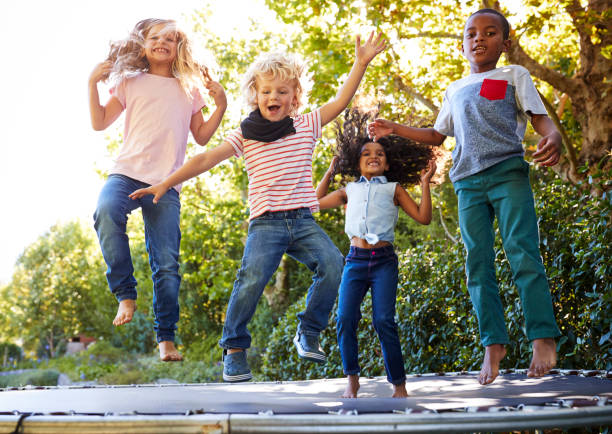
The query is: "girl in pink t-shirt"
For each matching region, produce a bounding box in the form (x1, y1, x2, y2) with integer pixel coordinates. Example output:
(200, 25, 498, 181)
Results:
(88, 18, 227, 361)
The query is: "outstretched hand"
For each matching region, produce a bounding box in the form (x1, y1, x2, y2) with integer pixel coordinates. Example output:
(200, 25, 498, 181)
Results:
(368, 119, 394, 142)
(355, 31, 387, 67)
(129, 183, 170, 204)
(532, 132, 561, 167)
(420, 160, 437, 183)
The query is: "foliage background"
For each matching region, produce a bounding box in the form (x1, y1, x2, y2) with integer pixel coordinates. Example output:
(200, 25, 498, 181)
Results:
(0, 0, 609, 384)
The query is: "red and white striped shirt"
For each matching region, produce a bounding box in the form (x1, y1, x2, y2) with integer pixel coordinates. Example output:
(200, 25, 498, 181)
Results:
(224, 109, 322, 220)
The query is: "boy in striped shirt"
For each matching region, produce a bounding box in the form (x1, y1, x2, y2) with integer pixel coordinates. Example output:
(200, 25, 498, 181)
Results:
(130, 32, 386, 382)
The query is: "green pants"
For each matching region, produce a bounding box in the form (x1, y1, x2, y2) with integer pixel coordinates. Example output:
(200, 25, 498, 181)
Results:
(453, 157, 560, 346)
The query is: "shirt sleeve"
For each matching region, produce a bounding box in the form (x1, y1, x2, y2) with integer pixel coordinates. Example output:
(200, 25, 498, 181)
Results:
(223, 128, 244, 157)
(191, 87, 206, 115)
(302, 109, 322, 140)
(110, 78, 127, 109)
(514, 68, 547, 116)
(433, 90, 454, 137)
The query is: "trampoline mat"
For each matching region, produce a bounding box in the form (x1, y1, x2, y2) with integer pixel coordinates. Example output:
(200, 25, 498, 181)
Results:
(1, 373, 610, 415)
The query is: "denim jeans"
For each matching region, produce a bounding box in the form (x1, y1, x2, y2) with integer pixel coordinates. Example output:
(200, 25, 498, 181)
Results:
(454, 157, 560, 346)
(336, 245, 406, 385)
(93, 174, 181, 343)
(219, 208, 343, 349)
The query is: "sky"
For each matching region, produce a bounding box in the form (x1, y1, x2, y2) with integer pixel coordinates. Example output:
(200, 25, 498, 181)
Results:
(0, 0, 274, 283)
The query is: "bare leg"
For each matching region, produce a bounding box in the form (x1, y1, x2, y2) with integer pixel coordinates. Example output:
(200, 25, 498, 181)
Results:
(479, 344, 506, 385)
(342, 375, 360, 398)
(159, 341, 183, 362)
(113, 299, 136, 326)
(392, 381, 408, 398)
(527, 338, 556, 377)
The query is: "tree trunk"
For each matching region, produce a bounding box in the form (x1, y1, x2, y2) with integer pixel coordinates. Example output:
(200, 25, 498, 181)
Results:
(506, 0, 612, 175)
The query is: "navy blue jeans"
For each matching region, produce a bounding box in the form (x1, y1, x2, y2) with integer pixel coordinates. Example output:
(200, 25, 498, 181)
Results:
(93, 174, 181, 343)
(219, 208, 343, 349)
(336, 245, 406, 385)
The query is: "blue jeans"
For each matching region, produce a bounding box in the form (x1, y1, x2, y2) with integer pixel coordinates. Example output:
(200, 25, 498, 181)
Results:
(219, 208, 343, 349)
(454, 157, 560, 346)
(336, 245, 406, 385)
(93, 174, 181, 343)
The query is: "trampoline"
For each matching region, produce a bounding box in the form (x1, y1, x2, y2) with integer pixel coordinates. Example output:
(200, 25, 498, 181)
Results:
(0, 369, 610, 433)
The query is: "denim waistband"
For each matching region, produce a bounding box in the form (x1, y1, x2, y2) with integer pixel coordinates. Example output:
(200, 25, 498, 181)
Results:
(347, 245, 395, 259)
(254, 207, 312, 220)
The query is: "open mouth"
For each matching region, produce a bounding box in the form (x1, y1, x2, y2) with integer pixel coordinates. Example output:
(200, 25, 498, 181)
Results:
(268, 105, 281, 114)
(473, 46, 486, 53)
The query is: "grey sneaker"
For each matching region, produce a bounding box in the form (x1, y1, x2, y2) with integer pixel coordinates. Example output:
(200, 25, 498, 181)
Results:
(293, 332, 326, 364)
(222, 350, 252, 382)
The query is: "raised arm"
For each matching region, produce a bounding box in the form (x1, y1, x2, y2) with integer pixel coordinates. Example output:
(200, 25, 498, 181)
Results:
(530, 114, 562, 167)
(316, 156, 348, 209)
(190, 75, 228, 146)
(129, 141, 235, 203)
(368, 119, 446, 146)
(88, 61, 124, 131)
(395, 160, 436, 225)
(319, 32, 386, 127)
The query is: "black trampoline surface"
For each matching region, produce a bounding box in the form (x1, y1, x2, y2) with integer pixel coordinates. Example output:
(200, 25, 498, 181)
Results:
(1, 371, 611, 415)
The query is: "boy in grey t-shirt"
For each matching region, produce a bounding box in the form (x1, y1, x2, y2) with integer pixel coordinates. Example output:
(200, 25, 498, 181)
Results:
(369, 8, 562, 385)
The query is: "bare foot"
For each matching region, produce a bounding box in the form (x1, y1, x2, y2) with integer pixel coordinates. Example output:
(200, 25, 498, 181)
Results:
(479, 344, 506, 385)
(159, 341, 183, 362)
(527, 338, 556, 377)
(392, 382, 408, 398)
(113, 299, 136, 326)
(342, 375, 360, 398)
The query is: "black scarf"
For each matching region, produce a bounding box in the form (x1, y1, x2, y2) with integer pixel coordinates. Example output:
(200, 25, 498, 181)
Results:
(240, 109, 295, 142)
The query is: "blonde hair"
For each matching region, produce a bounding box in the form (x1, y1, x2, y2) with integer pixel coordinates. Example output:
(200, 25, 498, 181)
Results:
(242, 52, 305, 116)
(105, 18, 208, 94)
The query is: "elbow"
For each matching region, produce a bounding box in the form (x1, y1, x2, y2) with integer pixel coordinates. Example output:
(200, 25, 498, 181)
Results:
(91, 123, 105, 131)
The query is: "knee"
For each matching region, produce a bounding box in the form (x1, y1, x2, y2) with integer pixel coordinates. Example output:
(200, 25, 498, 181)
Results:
(336, 311, 359, 332)
(373, 313, 396, 335)
(319, 250, 344, 279)
(94, 199, 125, 231)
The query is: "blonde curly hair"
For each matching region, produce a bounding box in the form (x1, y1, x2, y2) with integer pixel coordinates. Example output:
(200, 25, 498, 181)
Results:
(104, 18, 208, 95)
(242, 52, 305, 116)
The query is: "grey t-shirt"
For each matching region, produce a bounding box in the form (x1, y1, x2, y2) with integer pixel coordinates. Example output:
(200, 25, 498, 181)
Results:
(434, 65, 547, 182)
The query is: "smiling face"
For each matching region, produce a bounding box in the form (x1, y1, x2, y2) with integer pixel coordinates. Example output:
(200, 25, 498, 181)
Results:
(255, 74, 298, 121)
(462, 12, 510, 73)
(143, 23, 178, 72)
(359, 142, 389, 179)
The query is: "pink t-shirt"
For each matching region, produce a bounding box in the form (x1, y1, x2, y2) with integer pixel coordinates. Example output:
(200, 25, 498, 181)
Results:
(111, 73, 205, 191)
(224, 109, 322, 219)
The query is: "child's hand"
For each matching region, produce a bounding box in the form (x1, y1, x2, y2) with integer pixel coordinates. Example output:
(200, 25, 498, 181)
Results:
(327, 156, 339, 174)
(532, 132, 562, 167)
(420, 160, 437, 183)
(206, 80, 227, 109)
(355, 31, 386, 67)
(129, 184, 170, 204)
(89, 60, 113, 84)
(368, 119, 394, 142)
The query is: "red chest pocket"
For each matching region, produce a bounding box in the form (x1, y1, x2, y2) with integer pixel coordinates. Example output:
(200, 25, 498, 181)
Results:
(479, 79, 508, 100)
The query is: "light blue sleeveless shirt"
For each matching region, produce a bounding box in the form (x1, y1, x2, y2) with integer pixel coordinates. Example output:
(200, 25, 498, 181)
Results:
(345, 176, 398, 244)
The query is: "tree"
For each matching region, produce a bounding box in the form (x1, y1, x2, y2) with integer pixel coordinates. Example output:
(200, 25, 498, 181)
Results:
(1, 221, 112, 357)
(263, 0, 611, 183)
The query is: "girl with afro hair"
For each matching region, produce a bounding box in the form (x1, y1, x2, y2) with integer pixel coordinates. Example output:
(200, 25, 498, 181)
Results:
(316, 108, 437, 398)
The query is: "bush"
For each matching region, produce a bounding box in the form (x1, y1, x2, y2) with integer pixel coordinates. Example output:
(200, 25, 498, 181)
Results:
(261, 168, 612, 379)
(0, 369, 60, 387)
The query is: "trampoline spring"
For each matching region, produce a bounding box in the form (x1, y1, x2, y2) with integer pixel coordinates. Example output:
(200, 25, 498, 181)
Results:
(392, 408, 413, 414)
(593, 396, 609, 406)
(258, 410, 274, 416)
